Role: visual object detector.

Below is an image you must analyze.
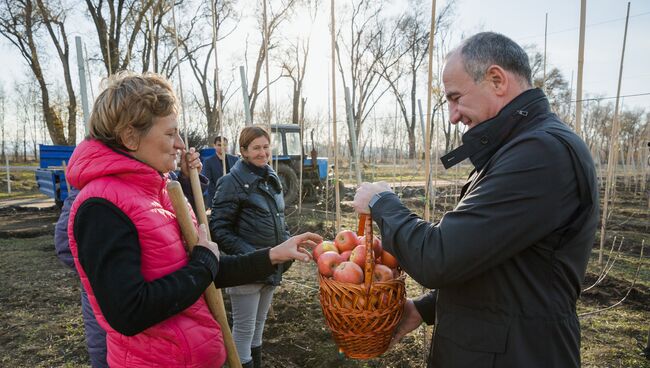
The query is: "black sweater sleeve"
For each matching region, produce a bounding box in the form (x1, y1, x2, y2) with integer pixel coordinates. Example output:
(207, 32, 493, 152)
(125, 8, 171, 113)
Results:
(74, 198, 276, 336)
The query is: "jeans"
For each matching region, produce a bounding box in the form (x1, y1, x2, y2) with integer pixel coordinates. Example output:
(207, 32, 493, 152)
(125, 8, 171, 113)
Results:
(227, 284, 275, 364)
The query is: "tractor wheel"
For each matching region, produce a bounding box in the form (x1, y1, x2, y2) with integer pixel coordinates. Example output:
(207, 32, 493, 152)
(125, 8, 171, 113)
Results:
(277, 163, 299, 205)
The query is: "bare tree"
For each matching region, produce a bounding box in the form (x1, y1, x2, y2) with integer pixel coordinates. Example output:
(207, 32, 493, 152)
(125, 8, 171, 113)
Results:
(279, 36, 309, 125)
(376, 0, 454, 158)
(15, 77, 42, 159)
(581, 97, 612, 153)
(335, 0, 392, 155)
(246, 0, 298, 121)
(84, 0, 155, 74)
(278, 0, 318, 124)
(618, 108, 646, 170)
(132, 0, 191, 79)
(14, 82, 30, 160)
(0, 0, 75, 145)
(140, 0, 170, 73)
(35, 0, 77, 145)
(0, 82, 5, 161)
(180, 0, 238, 137)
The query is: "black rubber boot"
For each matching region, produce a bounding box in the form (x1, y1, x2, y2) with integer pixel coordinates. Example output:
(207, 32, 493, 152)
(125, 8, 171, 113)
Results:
(242, 359, 254, 368)
(251, 345, 262, 368)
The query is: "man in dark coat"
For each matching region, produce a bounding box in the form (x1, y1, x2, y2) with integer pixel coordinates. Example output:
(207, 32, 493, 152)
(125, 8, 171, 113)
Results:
(353, 32, 599, 368)
(203, 136, 239, 207)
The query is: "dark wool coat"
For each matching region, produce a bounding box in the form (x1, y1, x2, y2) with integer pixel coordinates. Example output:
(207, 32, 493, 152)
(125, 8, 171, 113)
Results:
(209, 160, 292, 286)
(371, 89, 599, 368)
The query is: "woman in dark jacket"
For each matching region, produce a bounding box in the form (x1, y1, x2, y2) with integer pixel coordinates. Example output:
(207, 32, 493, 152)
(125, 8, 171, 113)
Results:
(209, 126, 291, 368)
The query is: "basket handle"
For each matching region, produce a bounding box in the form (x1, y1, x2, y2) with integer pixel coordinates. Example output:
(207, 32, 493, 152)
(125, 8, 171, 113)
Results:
(357, 213, 367, 237)
(359, 214, 375, 296)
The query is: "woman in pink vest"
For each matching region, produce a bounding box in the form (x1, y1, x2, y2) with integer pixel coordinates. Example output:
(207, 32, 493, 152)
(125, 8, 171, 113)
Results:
(66, 71, 321, 368)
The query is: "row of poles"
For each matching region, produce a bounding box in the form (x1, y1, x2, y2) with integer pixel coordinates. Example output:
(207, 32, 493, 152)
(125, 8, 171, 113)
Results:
(75, 0, 635, 247)
(69, 1, 637, 268)
(66, 1, 638, 365)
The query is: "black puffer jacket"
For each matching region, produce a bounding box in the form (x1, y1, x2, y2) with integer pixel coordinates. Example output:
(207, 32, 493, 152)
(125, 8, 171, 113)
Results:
(209, 160, 291, 286)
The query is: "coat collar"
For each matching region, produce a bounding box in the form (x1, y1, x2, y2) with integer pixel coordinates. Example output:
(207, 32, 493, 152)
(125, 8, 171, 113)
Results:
(440, 88, 550, 171)
(230, 159, 282, 193)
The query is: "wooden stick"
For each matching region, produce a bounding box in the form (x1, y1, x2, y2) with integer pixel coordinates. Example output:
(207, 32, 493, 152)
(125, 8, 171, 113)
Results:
(209, 0, 227, 180)
(170, 4, 189, 145)
(362, 213, 374, 298)
(598, 2, 631, 270)
(166, 180, 242, 368)
(575, 0, 586, 137)
(543, 12, 548, 92)
(263, 0, 272, 126)
(423, 0, 437, 222)
(330, 0, 341, 232)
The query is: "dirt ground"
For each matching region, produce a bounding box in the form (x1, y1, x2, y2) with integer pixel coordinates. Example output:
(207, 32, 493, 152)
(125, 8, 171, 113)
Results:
(0, 183, 648, 367)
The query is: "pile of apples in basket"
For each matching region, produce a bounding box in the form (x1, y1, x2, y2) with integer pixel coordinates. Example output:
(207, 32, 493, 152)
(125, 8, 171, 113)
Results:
(313, 229, 399, 284)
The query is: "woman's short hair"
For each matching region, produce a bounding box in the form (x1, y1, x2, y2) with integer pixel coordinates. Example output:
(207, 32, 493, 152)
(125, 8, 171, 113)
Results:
(88, 71, 178, 150)
(239, 126, 270, 150)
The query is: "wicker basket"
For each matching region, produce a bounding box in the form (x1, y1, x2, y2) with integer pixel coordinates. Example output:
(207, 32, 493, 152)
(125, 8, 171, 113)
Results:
(318, 214, 406, 359)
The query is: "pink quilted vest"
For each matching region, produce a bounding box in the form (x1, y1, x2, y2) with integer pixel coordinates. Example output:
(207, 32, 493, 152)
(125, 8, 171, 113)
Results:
(67, 139, 226, 367)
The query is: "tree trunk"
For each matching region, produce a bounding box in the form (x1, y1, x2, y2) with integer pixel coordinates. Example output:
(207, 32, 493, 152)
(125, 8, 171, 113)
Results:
(248, 44, 266, 122)
(62, 57, 77, 145)
(22, 123, 27, 161)
(408, 130, 416, 160)
(409, 72, 417, 159)
(291, 85, 300, 124)
(31, 52, 67, 145)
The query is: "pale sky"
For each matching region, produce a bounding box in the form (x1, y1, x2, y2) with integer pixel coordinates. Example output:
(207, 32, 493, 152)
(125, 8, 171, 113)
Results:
(295, 0, 650, 115)
(450, 0, 650, 110)
(1, 0, 648, 142)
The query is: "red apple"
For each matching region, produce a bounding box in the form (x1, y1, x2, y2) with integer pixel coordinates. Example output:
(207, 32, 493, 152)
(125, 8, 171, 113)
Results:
(358, 235, 382, 256)
(392, 268, 400, 279)
(317, 251, 342, 277)
(334, 230, 359, 252)
(373, 264, 393, 282)
(333, 261, 364, 284)
(312, 240, 338, 261)
(349, 244, 367, 268)
(340, 250, 352, 261)
(381, 250, 399, 268)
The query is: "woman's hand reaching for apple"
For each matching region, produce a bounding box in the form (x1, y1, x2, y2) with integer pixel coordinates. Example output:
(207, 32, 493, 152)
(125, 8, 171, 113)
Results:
(269, 232, 323, 264)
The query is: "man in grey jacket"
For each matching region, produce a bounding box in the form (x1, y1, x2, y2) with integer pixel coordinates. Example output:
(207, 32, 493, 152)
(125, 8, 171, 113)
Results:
(353, 32, 598, 367)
